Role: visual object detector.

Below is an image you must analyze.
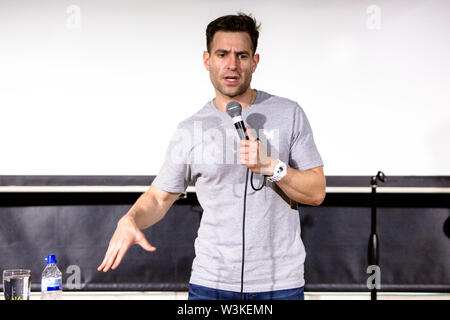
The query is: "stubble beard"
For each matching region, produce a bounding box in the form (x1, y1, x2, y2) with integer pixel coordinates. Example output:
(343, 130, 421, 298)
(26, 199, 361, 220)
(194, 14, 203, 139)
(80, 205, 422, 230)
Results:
(211, 71, 252, 99)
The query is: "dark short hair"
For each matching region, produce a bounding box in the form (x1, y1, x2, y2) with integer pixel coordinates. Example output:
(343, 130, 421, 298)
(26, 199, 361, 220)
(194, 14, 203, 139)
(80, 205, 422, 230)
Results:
(206, 12, 261, 56)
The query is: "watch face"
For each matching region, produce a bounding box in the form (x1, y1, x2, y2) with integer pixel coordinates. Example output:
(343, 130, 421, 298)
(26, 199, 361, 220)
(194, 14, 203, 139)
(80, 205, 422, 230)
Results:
(269, 161, 286, 182)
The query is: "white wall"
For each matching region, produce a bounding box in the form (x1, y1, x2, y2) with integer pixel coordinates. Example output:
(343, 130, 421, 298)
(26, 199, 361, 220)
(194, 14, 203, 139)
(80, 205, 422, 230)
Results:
(0, 0, 449, 176)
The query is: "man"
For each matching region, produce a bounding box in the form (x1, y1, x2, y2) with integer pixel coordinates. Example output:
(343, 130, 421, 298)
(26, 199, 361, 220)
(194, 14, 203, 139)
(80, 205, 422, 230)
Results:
(98, 13, 325, 300)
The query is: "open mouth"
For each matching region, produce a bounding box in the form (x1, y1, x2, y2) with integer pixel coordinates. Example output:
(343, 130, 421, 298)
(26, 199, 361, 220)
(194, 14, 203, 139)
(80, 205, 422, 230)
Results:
(224, 76, 239, 84)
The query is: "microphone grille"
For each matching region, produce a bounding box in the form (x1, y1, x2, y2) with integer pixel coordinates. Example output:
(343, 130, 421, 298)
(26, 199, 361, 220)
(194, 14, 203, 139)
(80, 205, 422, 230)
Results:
(226, 101, 242, 118)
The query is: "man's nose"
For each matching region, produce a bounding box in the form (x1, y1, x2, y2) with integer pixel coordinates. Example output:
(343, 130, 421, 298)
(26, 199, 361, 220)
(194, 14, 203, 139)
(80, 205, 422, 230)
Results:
(227, 54, 238, 70)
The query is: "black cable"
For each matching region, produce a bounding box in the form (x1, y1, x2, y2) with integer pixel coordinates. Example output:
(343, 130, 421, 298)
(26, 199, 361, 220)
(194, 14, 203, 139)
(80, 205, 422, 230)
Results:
(250, 171, 266, 191)
(240, 163, 266, 300)
(240, 168, 249, 300)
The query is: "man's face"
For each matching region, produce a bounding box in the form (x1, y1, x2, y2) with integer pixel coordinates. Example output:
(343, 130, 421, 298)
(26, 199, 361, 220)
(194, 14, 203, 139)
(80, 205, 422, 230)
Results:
(204, 31, 259, 98)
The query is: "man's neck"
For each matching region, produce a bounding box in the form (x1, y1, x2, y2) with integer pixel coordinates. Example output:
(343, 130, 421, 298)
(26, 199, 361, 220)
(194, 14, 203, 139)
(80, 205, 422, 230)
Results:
(213, 88, 257, 112)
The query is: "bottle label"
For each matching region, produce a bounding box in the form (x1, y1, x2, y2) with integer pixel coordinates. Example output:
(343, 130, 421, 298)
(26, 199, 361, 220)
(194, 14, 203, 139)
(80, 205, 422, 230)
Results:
(41, 277, 62, 292)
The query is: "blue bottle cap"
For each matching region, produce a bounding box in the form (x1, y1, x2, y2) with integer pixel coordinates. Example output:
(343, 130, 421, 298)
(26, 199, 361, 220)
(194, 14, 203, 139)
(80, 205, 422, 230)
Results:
(46, 254, 57, 264)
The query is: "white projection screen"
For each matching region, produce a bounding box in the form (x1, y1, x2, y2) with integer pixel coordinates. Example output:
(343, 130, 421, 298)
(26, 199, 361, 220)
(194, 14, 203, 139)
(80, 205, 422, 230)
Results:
(0, 0, 449, 176)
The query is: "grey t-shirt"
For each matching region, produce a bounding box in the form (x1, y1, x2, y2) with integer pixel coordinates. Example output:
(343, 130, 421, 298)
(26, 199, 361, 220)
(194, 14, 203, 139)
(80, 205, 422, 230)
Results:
(151, 89, 323, 292)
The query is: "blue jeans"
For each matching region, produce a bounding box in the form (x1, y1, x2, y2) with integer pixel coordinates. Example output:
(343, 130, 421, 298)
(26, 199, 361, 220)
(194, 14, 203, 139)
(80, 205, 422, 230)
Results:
(188, 283, 304, 300)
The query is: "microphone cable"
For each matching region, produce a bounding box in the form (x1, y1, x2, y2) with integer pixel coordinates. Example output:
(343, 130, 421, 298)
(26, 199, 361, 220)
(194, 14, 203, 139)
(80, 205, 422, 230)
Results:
(240, 137, 266, 300)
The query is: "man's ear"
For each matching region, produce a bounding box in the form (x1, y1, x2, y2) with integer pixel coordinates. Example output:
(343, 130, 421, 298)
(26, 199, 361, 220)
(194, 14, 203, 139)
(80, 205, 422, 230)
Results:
(252, 53, 260, 73)
(203, 51, 210, 71)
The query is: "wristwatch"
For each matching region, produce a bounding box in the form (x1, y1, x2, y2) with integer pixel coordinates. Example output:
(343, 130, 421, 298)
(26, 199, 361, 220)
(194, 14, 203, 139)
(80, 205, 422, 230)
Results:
(266, 159, 287, 182)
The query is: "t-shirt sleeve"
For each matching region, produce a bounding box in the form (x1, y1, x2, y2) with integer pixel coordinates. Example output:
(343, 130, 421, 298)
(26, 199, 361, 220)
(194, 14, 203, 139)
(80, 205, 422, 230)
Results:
(289, 104, 324, 170)
(151, 124, 193, 193)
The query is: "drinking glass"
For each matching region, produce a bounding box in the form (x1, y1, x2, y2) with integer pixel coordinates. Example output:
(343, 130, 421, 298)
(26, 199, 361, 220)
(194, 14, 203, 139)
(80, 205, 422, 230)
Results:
(3, 269, 31, 300)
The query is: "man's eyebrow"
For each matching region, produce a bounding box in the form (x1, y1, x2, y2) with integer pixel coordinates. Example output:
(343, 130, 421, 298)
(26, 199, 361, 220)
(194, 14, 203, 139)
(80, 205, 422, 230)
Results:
(214, 49, 251, 55)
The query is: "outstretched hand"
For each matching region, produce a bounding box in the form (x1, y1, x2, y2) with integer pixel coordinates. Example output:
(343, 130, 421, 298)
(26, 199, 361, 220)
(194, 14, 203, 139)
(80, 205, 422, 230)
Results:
(97, 215, 156, 272)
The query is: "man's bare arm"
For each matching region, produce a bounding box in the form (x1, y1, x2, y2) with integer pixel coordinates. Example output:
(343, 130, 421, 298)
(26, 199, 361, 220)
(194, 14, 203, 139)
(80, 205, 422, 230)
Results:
(97, 185, 181, 272)
(128, 185, 182, 229)
(276, 165, 326, 206)
(239, 126, 326, 206)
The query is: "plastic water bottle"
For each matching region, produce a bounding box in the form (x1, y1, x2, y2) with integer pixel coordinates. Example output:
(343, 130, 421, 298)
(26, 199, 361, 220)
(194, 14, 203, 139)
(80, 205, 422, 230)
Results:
(40, 254, 63, 300)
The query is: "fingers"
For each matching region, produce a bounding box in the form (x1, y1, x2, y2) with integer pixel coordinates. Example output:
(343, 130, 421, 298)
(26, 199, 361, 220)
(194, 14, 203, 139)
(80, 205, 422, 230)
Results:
(97, 228, 156, 272)
(97, 255, 108, 272)
(97, 248, 118, 272)
(239, 140, 258, 166)
(97, 243, 113, 271)
(245, 126, 256, 141)
(97, 241, 121, 272)
(240, 152, 257, 166)
(111, 245, 128, 270)
(137, 236, 157, 252)
(240, 126, 273, 169)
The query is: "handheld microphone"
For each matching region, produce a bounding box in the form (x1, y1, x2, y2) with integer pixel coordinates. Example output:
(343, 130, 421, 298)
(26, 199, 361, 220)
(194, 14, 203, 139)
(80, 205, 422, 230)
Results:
(226, 101, 249, 140)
